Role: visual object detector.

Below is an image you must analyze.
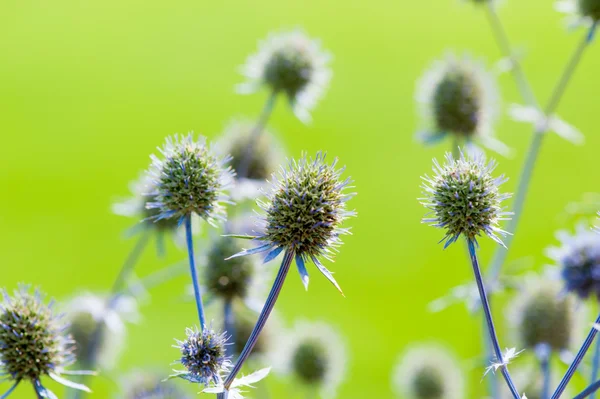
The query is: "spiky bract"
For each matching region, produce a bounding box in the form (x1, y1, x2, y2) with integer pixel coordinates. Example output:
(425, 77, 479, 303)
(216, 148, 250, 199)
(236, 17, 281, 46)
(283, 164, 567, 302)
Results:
(146, 134, 233, 225)
(420, 152, 511, 247)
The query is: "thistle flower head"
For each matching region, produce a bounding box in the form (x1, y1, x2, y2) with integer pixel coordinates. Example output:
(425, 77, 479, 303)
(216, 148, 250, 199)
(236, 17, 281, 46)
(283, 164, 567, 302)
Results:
(0, 286, 90, 397)
(547, 222, 600, 300)
(233, 308, 275, 361)
(508, 276, 577, 352)
(65, 293, 139, 369)
(556, 0, 600, 28)
(122, 370, 192, 399)
(416, 54, 508, 156)
(170, 326, 230, 386)
(238, 30, 332, 123)
(273, 321, 347, 398)
(420, 152, 511, 247)
(391, 345, 464, 399)
(145, 134, 234, 226)
(228, 152, 355, 294)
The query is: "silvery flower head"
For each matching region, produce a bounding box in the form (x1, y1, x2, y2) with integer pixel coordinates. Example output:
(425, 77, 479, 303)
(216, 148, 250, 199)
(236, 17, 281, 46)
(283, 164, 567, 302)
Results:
(391, 345, 465, 399)
(273, 321, 347, 398)
(65, 293, 140, 369)
(121, 370, 192, 399)
(228, 152, 355, 294)
(420, 151, 512, 247)
(238, 30, 332, 123)
(547, 222, 600, 300)
(169, 326, 231, 386)
(556, 0, 600, 29)
(416, 53, 509, 156)
(0, 286, 91, 398)
(508, 275, 577, 353)
(145, 134, 234, 226)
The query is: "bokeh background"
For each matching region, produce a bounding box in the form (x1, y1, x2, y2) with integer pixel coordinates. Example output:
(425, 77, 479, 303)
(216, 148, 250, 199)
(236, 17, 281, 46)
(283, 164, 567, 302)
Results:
(2, 0, 600, 397)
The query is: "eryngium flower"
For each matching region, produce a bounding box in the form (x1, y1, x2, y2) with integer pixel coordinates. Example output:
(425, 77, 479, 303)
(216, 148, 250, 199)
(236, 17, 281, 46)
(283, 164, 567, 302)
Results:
(145, 134, 234, 225)
(65, 293, 140, 369)
(508, 276, 577, 352)
(238, 30, 332, 123)
(557, 0, 600, 27)
(121, 370, 192, 399)
(273, 321, 347, 398)
(170, 326, 231, 386)
(420, 152, 511, 247)
(547, 223, 600, 300)
(0, 287, 90, 397)
(391, 345, 465, 399)
(416, 54, 508, 156)
(229, 152, 355, 293)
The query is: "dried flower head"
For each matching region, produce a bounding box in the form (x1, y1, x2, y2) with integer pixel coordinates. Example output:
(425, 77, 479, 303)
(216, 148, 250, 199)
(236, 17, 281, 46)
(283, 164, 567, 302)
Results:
(122, 370, 192, 399)
(238, 30, 332, 123)
(65, 293, 140, 369)
(391, 345, 464, 399)
(169, 326, 231, 386)
(509, 276, 577, 352)
(416, 54, 508, 156)
(0, 286, 91, 398)
(556, 0, 600, 28)
(420, 152, 512, 247)
(547, 222, 600, 300)
(145, 134, 234, 226)
(228, 152, 355, 293)
(273, 321, 347, 398)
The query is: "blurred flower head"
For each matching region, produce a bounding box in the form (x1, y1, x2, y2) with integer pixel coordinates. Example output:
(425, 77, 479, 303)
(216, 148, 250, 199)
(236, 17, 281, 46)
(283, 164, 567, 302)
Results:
(170, 326, 231, 386)
(232, 307, 277, 363)
(547, 222, 600, 300)
(273, 321, 347, 398)
(420, 151, 512, 247)
(416, 53, 508, 156)
(0, 286, 90, 397)
(145, 133, 234, 226)
(121, 370, 192, 399)
(228, 152, 355, 294)
(556, 0, 600, 28)
(238, 30, 332, 123)
(65, 293, 140, 369)
(391, 345, 464, 399)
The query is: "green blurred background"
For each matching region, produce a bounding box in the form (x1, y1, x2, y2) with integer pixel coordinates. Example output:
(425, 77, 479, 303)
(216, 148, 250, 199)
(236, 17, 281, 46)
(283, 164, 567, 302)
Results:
(1, 0, 600, 397)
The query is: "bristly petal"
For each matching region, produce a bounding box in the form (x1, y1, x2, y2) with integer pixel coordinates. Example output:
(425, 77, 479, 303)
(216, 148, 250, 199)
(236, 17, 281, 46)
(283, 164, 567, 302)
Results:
(264, 246, 284, 264)
(226, 243, 273, 260)
(49, 373, 91, 392)
(295, 254, 310, 290)
(311, 255, 344, 296)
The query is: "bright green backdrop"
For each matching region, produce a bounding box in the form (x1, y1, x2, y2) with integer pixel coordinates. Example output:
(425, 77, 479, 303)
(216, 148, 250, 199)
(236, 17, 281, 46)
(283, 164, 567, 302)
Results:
(1, 0, 600, 398)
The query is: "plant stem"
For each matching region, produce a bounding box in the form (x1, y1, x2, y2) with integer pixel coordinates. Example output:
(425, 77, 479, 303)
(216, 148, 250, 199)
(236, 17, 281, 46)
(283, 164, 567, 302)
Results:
(488, 23, 597, 281)
(224, 299, 235, 358)
(467, 240, 520, 399)
(592, 338, 600, 399)
(237, 90, 279, 179)
(221, 250, 294, 394)
(541, 349, 551, 399)
(185, 214, 206, 330)
(483, 320, 500, 399)
(0, 382, 18, 399)
(551, 313, 600, 399)
(575, 380, 600, 399)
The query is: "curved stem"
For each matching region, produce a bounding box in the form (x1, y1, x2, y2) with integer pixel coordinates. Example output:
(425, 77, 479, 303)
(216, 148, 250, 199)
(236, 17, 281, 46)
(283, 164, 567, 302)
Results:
(541, 350, 551, 399)
(185, 214, 206, 330)
(488, 23, 597, 281)
(237, 91, 279, 179)
(551, 313, 600, 399)
(224, 299, 235, 358)
(222, 250, 294, 391)
(592, 338, 600, 399)
(483, 321, 500, 399)
(0, 381, 18, 399)
(467, 240, 520, 399)
(575, 380, 600, 399)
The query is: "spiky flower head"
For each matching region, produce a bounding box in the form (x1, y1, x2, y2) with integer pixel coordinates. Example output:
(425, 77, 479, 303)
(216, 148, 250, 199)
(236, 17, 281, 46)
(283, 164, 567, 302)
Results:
(556, 0, 600, 28)
(273, 321, 347, 398)
(420, 152, 511, 247)
(170, 326, 230, 386)
(0, 286, 90, 397)
(121, 370, 192, 399)
(228, 152, 355, 294)
(508, 276, 577, 352)
(547, 222, 600, 300)
(416, 54, 508, 156)
(391, 345, 465, 399)
(65, 293, 139, 369)
(238, 30, 332, 123)
(145, 134, 234, 226)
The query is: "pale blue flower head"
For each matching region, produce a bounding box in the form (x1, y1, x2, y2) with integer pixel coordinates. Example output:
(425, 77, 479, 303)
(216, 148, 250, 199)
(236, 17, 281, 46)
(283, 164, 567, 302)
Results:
(145, 133, 234, 226)
(0, 286, 92, 398)
(420, 151, 512, 247)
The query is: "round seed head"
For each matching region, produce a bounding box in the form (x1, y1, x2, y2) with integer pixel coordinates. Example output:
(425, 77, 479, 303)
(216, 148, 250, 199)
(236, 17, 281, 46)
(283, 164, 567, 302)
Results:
(291, 340, 328, 384)
(420, 152, 511, 247)
(0, 287, 74, 383)
(260, 152, 354, 259)
(392, 345, 464, 399)
(547, 223, 600, 300)
(176, 326, 230, 385)
(233, 310, 272, 360)
(146, 134, 234, 225)
(578, 0, 600, 20)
